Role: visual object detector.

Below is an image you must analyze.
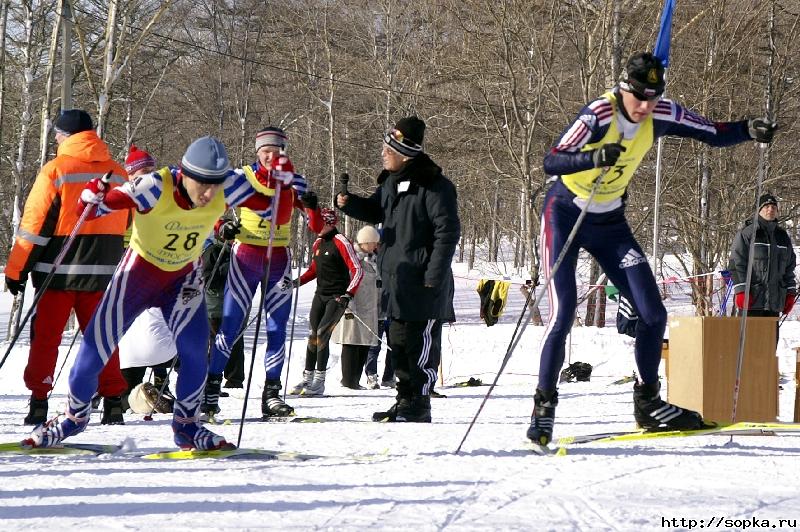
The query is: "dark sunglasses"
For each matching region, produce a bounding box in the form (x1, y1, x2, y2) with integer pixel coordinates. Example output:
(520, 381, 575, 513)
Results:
(630, 90, 661, 102)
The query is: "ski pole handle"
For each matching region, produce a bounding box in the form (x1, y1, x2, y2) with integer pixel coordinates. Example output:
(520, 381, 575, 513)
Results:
(338, 173, 349, 195)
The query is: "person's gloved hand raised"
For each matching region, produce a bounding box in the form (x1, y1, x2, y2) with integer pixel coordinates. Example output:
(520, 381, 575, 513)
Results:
(748, 118, 778, 144)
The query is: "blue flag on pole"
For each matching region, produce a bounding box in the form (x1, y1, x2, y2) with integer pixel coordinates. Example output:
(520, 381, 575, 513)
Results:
(654, 0, 676, 68)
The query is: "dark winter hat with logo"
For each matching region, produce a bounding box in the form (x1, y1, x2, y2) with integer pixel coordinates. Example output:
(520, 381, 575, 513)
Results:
(255, 126, 287, 152)
(620, 52, 665, 100)
(180, 136, 231, 184)
(383, 116, 425, 158)
(758, 193, 778, 210)
(54, 109, 94, 135)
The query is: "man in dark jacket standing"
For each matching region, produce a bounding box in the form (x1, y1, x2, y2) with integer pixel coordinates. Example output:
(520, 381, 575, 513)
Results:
(728, 193, 797, 322)
(337, 116, 460, 422)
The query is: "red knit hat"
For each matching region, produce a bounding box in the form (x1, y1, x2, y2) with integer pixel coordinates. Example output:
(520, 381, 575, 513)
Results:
(125, 145, 156, 174)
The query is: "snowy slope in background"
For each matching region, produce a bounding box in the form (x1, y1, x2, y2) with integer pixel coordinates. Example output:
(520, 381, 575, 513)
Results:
(0, 268, 799, 530)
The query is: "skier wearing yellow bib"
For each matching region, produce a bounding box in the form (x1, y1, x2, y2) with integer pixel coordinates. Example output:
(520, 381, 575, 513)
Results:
(27, 136, 280, 451)
(529, 52, 778, 445)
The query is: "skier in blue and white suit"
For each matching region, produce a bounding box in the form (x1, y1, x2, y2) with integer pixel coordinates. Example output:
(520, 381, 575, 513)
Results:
(528, 51, 778, 445)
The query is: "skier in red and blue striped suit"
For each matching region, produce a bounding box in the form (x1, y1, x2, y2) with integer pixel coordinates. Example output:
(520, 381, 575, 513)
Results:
(529, 52, 778, 445)
(27, 136, 287, 451)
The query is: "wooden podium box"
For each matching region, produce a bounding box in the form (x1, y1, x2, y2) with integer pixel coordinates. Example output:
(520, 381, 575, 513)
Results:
(667, 316, 778, 423)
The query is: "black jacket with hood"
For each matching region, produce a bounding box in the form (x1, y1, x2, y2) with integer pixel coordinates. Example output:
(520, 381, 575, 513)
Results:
(728, 216, 796, 313)
(340, 153, 460, 321)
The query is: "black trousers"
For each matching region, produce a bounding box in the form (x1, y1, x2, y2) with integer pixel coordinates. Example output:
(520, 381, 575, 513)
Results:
(305, 294, 346, 371)
(340, 344, 369, 387)
(389, 319, 442, 398)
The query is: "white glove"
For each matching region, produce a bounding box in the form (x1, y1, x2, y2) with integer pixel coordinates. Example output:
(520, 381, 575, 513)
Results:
(271, 170, 294, 186)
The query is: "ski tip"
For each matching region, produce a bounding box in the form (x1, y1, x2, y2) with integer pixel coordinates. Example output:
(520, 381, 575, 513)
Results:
(555, 446, 567, 457)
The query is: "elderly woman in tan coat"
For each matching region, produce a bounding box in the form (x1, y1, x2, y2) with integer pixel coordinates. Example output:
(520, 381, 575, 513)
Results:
(334, 225, 380, 389)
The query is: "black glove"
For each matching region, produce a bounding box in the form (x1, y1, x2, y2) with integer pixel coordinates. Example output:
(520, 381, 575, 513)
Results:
(336, 293, 352, 308)
(280, 276, 298, 291)
(217, 220, 241, 241)
(748, 118, 778, 143)
(300, 191, 318, 210)
(592, 143, 626, 167)
(338, 173, 349, 195)
(6, 275, 26, 297)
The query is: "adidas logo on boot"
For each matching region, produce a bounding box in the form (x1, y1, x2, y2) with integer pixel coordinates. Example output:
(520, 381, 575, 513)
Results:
(262, 379, 295, 418)
(633, 381, 704, 430)
(526, 388, 559, 445)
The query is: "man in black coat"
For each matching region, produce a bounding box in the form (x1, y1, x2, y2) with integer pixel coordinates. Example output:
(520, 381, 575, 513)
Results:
(728, 193, 797, 321)
(337, 116, 460, 422)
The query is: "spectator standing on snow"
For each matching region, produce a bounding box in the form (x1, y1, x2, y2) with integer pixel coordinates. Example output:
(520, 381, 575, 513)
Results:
(728, 193, 797, 337)
(530, 51, 778, 446)
(289, 208, 362, 396)
(337, 116, 460, 423)
(334, 225, 381, 389)
(5, 109, 129, 426)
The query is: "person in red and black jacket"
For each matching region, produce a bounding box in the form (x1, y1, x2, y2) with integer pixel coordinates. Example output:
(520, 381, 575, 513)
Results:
(288, 208, 362, 396)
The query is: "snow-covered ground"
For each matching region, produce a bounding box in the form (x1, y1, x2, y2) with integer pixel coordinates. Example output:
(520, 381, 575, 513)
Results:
(0, 269, 799, 531)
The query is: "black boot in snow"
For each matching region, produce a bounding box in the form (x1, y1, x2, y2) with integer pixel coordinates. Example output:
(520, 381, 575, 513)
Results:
(201, 373, 222, 416)
(372, 396, 410, 422)
(395, 395, 432, 423)
(100, 396, 125, 425)
(633, 381, 705, 431)
(526, 388, 558, 445)
(24, 397, 48, 426)
(261, 379, 295, 418)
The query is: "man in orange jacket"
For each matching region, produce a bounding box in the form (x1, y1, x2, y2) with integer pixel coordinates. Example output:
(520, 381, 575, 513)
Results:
(4, 109, 129, 426)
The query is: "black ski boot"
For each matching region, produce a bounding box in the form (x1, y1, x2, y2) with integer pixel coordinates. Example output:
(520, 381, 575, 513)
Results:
(526, 388, 558, 445)
(261, 379, 295, 419)
(201, 373, 222, 417)
(24, 397, 48, 426)
(372, 396, 410, 422)
(395, 395, 432, 423)
(100, 396, 125, 425)
(633, 381, 704, 430)
(153, 372, 175, 402)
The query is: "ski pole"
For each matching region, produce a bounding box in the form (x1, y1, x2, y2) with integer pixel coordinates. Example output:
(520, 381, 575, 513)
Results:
(344, 309, 392, 352)
(282, 258, 303, 401)
(455, 156, 618, 455)
(731, 142, 769, 424)
(47, 328, 81, 399)
(0, 170, 114, 372)
(144, 354, 179, 420)
(237, 178, 283, 447)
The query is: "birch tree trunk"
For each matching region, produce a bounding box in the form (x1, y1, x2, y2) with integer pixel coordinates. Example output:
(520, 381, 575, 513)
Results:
(37, 0, 63, 171)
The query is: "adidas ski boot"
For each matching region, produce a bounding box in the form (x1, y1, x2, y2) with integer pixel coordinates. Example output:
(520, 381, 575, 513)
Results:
(262, 379, 295, 418)
(26, 402, 91, 448)
(372, 396, 410, 422)
(290, 370, 314, 395)
(24, 396, 48, 426)
(171, 415, 232, 450)
(526, 388, 559, 445)
(201, 373, 222, 416)
(302, 370, 326, 396)
(633, 381, 705, 430)
(395, 395, 431, 423)
(100, 396, 125, 425)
